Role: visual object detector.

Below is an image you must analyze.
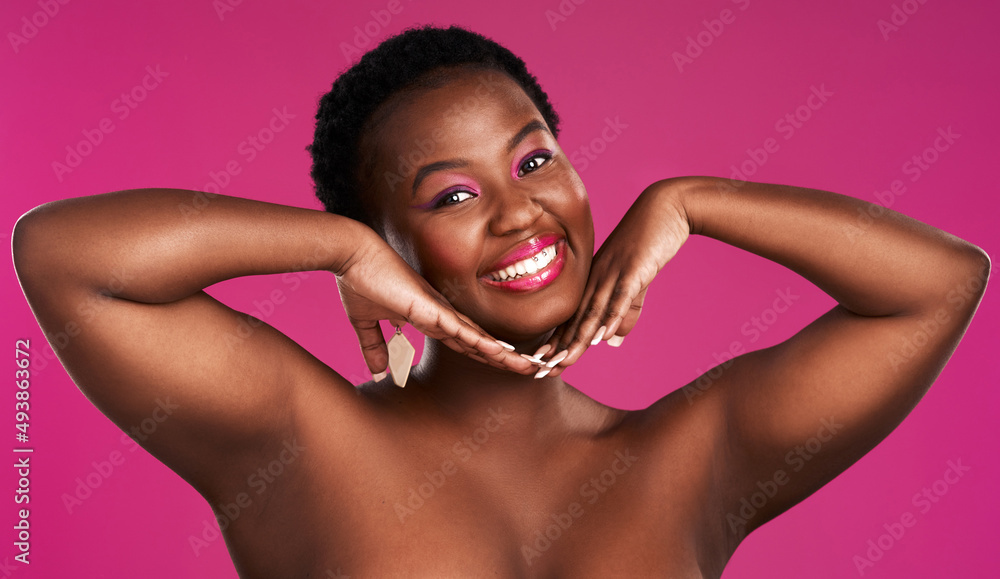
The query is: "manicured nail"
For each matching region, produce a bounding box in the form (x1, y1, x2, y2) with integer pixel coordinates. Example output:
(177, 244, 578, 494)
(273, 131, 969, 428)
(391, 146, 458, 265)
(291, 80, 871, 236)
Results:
(532, 344, 552, 358)
(372, 371, 388, 382)
(591, 326, 607, 345)
(521, 353, 544, 364)
(545, 350, 569, 368)
(496, 340, 515, 351)
(607, 335, 625, 348)
(534, 367, 551, 379)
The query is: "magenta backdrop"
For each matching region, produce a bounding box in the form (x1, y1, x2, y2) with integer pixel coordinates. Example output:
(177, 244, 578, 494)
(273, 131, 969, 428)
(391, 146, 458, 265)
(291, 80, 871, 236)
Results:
(2, 0, 997, 577)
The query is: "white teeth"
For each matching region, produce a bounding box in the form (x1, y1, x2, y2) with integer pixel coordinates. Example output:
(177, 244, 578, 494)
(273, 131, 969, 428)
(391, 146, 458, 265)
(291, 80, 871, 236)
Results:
(488, 243, 557, 282)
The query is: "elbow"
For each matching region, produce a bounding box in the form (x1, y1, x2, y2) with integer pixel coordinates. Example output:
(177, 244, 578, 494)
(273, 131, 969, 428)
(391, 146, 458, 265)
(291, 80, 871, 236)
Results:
(12, 209, 39, 277)
(11, 204, 59, 287)
(946, 243, 990, 315)
(970, 244, 990, 296)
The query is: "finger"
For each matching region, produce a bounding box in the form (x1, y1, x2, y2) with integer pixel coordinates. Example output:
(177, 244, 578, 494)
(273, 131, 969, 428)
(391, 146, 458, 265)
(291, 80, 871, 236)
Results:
(555, 273, 603, 347)
(615, 286, 648, 338)
(492, 349, 538, 373)
(447, 309, 525, 365)
(469, 350, 535, 374)
(407, 299, 504, 356)
(603, 282, 648, 348)
(407, 300, 534, 373)
(534, 328, 564, 361)
(534, 293, 599, 368)
(535, 361, 569, 380)
(554, 274, 625, 365)
(349, 317, 389, 380)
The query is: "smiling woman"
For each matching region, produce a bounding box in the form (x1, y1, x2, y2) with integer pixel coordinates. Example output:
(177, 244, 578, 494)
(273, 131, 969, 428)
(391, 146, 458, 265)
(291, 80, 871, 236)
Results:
(331, 57, 595, 344)
(11, 23, 990, 579)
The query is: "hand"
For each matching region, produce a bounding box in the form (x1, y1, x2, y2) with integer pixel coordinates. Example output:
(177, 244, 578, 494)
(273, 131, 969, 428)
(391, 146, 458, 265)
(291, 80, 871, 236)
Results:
(537, 179, 692, 377)
(335, 229, 534, 379)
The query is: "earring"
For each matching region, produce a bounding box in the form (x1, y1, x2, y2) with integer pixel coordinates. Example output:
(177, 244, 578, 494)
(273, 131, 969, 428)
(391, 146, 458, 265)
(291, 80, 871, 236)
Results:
(387, 324, 415, 388)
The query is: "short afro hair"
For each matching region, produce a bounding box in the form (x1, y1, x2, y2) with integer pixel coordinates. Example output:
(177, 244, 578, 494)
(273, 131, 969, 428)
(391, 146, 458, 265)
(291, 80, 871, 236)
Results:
(307, 24, 562, 226)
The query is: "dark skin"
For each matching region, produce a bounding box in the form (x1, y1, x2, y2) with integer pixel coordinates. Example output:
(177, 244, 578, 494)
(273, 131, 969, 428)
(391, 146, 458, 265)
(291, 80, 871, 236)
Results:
(12, 66, 989, 578)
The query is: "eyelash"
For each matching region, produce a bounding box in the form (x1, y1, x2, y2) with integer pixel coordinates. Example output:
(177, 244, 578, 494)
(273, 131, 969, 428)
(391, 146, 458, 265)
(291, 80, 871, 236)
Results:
(433, 188, 477, 208)
(429, 151, 554, 209)
(517, 150, 554, 178)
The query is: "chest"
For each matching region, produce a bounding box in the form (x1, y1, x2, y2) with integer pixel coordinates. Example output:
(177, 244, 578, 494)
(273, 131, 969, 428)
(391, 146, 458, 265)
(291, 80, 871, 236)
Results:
(223, 406, 728, 578)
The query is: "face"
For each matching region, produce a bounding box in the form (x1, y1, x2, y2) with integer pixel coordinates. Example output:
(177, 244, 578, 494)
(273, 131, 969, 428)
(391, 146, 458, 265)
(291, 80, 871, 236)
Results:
(359, 67, 594, 342)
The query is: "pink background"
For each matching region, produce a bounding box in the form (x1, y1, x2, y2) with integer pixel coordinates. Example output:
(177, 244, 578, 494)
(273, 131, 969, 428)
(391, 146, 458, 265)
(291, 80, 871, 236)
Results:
(2, 0, 997, 576)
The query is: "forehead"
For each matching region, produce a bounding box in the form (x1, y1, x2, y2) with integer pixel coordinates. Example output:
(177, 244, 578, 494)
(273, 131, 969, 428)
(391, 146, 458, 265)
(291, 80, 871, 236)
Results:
(362, 68, 544, 195)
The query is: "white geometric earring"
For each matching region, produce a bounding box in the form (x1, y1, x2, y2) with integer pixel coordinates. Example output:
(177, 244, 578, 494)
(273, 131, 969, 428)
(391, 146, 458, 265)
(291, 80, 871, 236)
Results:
(386, 325, 415, 388)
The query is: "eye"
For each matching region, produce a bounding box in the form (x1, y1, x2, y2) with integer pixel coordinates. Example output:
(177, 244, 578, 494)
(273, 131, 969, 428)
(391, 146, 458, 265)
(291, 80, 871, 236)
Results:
(434, 189, 477, 208)
(517, 151, 553, 178)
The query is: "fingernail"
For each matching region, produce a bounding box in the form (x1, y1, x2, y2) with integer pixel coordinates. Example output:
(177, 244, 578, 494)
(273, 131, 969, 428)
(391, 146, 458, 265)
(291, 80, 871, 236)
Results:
(545, 350, 569, 368)
(496, 340, 515, 351)
(521, 353, 544, 364)
(372, 371, 388, 382)
(607, 335, 625, 348)
(534, 367, 551, 379)
(591, 326, 607, 345)
(532, 344, 552, 358)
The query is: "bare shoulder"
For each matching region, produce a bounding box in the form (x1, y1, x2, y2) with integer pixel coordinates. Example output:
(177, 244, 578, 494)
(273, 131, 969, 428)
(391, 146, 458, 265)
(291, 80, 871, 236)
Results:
(624, 372, 738, 563)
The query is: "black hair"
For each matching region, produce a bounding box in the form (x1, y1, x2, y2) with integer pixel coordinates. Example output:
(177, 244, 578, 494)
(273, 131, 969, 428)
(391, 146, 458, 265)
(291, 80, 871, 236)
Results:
(307, 24, 561, 226)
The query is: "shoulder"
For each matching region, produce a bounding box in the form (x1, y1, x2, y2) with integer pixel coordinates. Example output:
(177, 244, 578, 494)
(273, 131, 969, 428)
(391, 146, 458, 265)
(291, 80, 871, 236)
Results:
(629, 370, 731, 444)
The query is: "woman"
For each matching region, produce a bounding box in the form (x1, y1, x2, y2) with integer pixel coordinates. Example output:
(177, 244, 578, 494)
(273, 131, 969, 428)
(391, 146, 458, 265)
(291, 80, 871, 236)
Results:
(13, 25, 989, 578)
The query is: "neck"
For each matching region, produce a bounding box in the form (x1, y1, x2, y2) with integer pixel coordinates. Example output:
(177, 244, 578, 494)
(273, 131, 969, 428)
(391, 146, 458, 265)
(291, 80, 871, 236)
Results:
(405, 336, 614, 436)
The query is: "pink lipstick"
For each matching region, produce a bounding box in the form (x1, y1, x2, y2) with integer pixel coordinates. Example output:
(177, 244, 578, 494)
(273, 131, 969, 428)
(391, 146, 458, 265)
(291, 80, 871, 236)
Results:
(480, 234, 566, 293)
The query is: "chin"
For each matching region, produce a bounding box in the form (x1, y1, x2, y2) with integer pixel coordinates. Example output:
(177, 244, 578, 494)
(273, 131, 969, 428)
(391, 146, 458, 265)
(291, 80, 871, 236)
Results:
(428, 227, 593, 343)
(469, 267, 587, 343)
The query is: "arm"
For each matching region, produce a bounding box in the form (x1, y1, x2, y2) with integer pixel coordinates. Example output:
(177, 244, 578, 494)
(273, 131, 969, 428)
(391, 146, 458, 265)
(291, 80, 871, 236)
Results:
(672, 177, 989, 538)
(12, 189, 518, 496)
(541, 175, 988, 544)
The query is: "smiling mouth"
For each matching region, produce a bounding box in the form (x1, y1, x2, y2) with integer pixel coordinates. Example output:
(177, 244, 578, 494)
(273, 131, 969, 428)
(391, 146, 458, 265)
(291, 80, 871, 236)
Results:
(480, 239, 566, 293)
(486, 243, 557, 282)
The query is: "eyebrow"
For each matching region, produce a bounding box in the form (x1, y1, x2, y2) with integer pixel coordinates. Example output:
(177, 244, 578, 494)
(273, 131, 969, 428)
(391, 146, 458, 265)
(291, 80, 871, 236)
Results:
(410, 119, 550, 197)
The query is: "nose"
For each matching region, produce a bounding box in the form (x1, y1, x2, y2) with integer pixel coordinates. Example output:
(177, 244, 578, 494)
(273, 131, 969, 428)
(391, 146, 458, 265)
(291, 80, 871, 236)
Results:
(487, 184, 544, 237)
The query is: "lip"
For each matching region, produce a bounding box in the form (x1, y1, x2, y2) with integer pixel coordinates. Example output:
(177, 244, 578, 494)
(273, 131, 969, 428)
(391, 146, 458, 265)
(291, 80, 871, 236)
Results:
(480, 238, 566, 293)
(482, 233, 563, 274)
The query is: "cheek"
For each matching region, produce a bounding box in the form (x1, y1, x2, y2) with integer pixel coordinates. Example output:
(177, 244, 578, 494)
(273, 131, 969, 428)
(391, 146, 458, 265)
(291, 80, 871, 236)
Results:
(412, 224, 482, 297)
(554, 172, 594, 249)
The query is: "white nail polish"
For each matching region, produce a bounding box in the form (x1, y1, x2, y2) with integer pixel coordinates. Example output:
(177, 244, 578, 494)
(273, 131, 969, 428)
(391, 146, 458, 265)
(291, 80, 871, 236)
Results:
(372, 371, 388, 382)
(546, 351, 569, 368)
(534, 367, 551, 379)
(497, 340, 515, 351)
(532, 344, 552, 358)
(608, 335, 625, 348)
